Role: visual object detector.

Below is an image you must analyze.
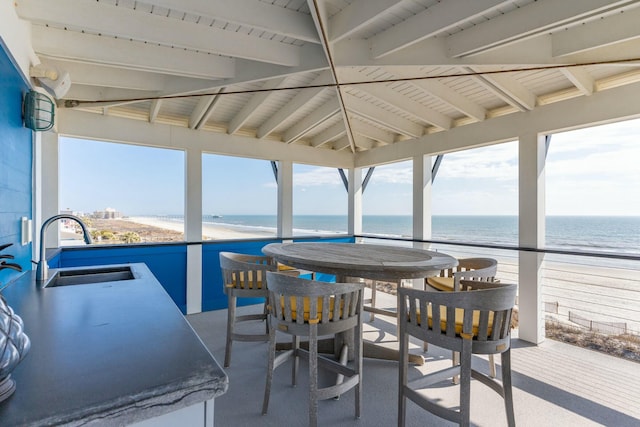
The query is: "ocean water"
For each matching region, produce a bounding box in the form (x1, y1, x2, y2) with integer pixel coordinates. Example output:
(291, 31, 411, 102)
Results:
(200, 215, 639, 255)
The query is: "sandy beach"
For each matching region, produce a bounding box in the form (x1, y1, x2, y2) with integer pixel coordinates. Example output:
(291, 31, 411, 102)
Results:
(118, 216, 274, 240)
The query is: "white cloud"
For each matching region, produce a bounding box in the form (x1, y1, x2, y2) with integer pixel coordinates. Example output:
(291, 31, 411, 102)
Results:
(293, 167, 343, 187)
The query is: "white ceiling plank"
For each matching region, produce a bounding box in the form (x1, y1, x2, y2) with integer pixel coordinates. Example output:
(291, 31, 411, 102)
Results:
(410, 78, 487, 122)
(552, 6, 640, 57)
(91, 46, 329, 109)
(383, 66, 487, 121)
(32, 26, 235, 80)
(257, 71, 333, 139)
(359, 82, 452, 129)
(350, 119, 395, 144)
(217, 46, 329, 88)
(332, 137, 352, 151)
(41, 58, 217, 93)
(446, 0, 636, 57)
(196, 91, 226, 130)
(228, 78, 288, 134)
(329, 0, 405, 43)
(560, 68, 594, 96)
(149, 99, 162, 123)
(311, 122, 346, 147)
(371, 0, 511, 59)
(17, 0, 301, 66)
(40, 59, 168, 91)
(63, 85, 157, 104)
(283, 98, 341, 143)
(340, 68, 451, 129)
(466, 66, 537, 111)
(335, 37, 558, 68)
(148, 0, 320, 43)
(353, 135, 375, 150)
(189, 96, 216, 129)
(343, 93, 424, 138)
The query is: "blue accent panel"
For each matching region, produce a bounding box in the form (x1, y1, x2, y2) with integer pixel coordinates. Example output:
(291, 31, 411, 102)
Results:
(201, 236, 355, 312)
(47, 252, 61, 268)
(201, 238, 282, 311)
(59, 245, 188, 313)
(0, 39, 33, 288)
(292, 236, 355, 244)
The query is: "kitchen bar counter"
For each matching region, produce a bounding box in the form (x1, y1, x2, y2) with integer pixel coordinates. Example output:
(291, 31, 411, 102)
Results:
(0, 263, 228, 426)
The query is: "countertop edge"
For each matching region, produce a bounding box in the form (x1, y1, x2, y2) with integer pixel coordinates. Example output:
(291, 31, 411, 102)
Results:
(47, 375, 228, 426)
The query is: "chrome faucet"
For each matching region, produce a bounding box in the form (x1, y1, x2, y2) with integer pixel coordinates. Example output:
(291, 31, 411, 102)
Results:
(36, 214, 93, 282)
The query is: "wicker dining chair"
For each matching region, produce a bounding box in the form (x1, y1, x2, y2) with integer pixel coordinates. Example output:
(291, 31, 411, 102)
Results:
(398, 280, 517, 427)
(219, 251, 277, 368)
(262, 272, 364, 427)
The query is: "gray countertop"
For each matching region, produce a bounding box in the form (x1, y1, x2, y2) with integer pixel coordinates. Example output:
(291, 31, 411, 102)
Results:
(0, 263, 228, 426)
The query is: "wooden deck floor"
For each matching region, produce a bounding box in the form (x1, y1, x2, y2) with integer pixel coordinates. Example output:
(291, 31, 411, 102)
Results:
(187, 301, 640, 427)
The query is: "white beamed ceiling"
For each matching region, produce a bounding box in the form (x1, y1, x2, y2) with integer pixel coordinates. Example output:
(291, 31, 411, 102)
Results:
(14, 0, 640, 163)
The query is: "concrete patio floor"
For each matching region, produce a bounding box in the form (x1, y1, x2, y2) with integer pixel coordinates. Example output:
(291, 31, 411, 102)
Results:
(187, 298, 640, 427)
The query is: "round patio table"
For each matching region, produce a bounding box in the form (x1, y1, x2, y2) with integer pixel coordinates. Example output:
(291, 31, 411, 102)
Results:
(262, 242, 458, 364)
(263, 242, 457, 282)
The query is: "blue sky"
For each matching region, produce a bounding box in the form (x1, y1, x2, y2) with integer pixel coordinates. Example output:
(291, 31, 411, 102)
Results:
(60, 118, 640, 216)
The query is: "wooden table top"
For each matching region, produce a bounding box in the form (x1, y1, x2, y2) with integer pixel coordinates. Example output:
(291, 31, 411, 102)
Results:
(263, 242, 458, 281)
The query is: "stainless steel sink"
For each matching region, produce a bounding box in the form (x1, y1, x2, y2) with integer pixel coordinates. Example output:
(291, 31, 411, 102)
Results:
(45, 266, 135, 287)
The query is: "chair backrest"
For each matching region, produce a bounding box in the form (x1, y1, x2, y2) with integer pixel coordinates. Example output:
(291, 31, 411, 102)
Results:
(219, 252, 276, 297)
(265, 271, 364, 335)
(445, 258, 498, 291)
(399, 281, 517, 354)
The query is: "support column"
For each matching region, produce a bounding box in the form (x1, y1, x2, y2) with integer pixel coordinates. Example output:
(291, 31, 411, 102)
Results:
(412, 155, 432, 248)
(185, 147, 203, 314)
(518, 133, 546, 344)
(39, 131, 59, 252)
(277, 160, 293, 239)
(347, 167, 363, 237)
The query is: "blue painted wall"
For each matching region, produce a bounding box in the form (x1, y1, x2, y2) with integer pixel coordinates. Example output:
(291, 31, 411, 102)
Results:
(0, 39, 33, 288)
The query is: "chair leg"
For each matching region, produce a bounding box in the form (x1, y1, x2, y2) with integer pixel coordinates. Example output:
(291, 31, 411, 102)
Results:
(459, 339, 473, 427)
(422, 281, 429, 352)
(370, 281, 377, 322)
(452, 351, 460, 384)
(501, 349, 516, 427)
(263, 300, 269, 334)
(355, 321, 362, 420)
(309, 324, 318, 427)
(489, 354, 496, 378)
(398, 328, 408, 427)
(262, 325, 277, 415)
(292, 335, 300, 386)
(224, 294, 236, 368)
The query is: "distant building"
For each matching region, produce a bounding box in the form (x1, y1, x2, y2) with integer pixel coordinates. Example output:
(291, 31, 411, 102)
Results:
(92, 207, 123, 219)
(60, 208, 84, 217)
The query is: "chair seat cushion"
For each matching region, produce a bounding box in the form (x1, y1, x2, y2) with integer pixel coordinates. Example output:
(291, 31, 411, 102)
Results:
(278, 296, 343, 322)
(416, 305, 495, 337)
(427, 276, 454, 291)
(226, 270, 266, 289)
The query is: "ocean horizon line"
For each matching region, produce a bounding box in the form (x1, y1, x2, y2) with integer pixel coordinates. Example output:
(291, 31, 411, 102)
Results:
(117, 214, 639, 255)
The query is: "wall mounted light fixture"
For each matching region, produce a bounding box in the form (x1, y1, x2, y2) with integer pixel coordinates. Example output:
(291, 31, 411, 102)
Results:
(23, 89, 55, 132)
